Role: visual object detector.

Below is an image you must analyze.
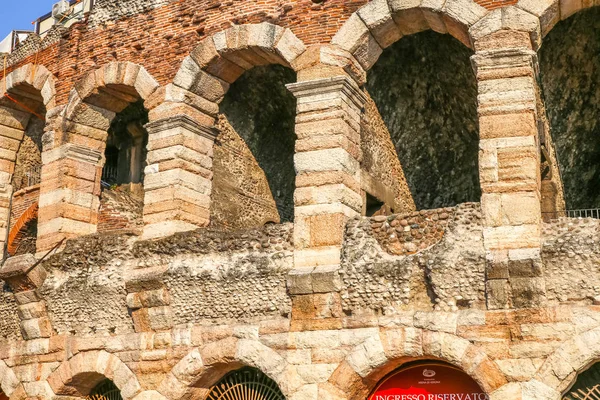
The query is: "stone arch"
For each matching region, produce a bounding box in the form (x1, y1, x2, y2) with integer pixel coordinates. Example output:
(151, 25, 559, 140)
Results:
(7, 201, 38, 255)
(158, 338, 292, 400)
(516, 0, 599, 39)
(47, 350, 142, 400)
(325, 328, 507, 399)
(37, 62, 159, 251)
(173, 22, 306, 100)
(534, 325, 600, 397)
(330, 0, 491, 71)
(0, 359, 20, 398)
(0, 63, 55, 255)
(152, 23, 306, 234)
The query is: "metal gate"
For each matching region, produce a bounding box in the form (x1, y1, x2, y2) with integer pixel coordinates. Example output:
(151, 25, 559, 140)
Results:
(207, 367, 285, 400)
(87, 380, 123, 400)
(564, 364, 600, 400)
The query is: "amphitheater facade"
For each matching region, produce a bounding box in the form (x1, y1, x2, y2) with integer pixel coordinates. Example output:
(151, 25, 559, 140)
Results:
(0, 0, 599, 399)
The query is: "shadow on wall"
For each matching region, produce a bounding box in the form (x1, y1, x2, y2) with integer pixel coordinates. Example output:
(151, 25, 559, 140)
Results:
(539, 7, 600, 210)
(212, 65, 297, 229)
(366, 30, 480, 210)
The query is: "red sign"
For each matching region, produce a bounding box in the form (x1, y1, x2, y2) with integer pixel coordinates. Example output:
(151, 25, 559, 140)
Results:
(369, 363, 489, 400)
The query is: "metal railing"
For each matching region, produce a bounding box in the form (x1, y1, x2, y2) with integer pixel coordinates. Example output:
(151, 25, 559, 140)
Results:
(101, 165, 118, 186)
(543, 209, 600, 220)
(25, 165, 41, 187)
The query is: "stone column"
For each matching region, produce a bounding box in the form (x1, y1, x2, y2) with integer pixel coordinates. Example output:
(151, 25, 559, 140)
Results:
(285, 76, 365, 330)
(0, 254, 53, 339)
(473, 48, 545, 309)
(287, 76, 365, 269)
(143, 114, 218, 239)
(37, 141, 102, 252)
(125, 263, 173, 332)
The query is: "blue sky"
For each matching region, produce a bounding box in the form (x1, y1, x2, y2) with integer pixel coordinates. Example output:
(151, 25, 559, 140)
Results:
(0, 1, 53, 39)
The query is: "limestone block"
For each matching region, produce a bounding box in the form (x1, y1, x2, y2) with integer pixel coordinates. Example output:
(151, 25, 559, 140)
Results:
(17, 302, 47, 320)
(517, 0, 559, 37)
(511, 277, 546, 308)
(312, 266, 342, 293)
(560, 0, 584, 19)
(74, 70, 97, 100)
(173, 57, 229, 102)
(389, 0, 430, 35)
(289, 384, 318, 400)
(445, 0, 488, 27)
(483, 225, 541, 250)
(287, 269, 314, 295)
(490, 383, 523, 400)
(163, 85, 219, 116)
(294, 148, 359, 175)
(69, 102, 116, 131)
(157, 372, 188, 400)
(192, 41, 245, 84)
(20, 317, 52, 340)
(414, 312, 458, 334)
(470, 9, 502, 43)
(521, 380, 560, 400)
(236, 339, 286, 376)
(275, 28, 307, 66)
(346, 336, 387, 378)
(0, 254, 46, 292)
(440, 334, 470, 365)
(358, 0, 403, 49)
(294, 184, 362, 211)
(486, 279, 511, 309)
(248, 23, 285, 51)
(331, 14, 383, 70)
(495, 359, 540, 382)
(296, 364, 336, 384)
(142, 220, 199, 240)
(294, 247, 342, 269)
(501, 7, 541, 49)
(134, 68, 160, 100)
(0, 106, 31, 130)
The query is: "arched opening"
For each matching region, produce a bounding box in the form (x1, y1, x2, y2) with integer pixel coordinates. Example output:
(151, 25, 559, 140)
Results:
(564, 362, 600, 399)
(88, 379, 123, 400)
(207, 367, 285, 400)
(368, 361, 487, 399)
(0, 76, 45, 257)
(67, 75, 150, 233)
(211, 65, 297, 229)
(365, 30, 480, 211)
(539, 7, 600, 218)
(97, 99, 147, 231)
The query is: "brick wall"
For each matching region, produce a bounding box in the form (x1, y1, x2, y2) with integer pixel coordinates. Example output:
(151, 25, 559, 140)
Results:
(10, 186, 40, 232)
(97, 187, 144, 232)
(5, 0, 368, 105)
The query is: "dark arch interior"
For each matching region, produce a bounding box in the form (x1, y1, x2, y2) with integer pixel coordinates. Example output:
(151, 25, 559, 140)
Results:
(213, 64, 297, 228)
(102, 99, 149, 187)
(366, 30, 480, 210)
(539, 7, 600, 210)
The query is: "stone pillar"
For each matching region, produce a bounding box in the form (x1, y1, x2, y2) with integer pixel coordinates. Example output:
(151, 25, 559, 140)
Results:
(0, 254, 53, 339)
(0, 117, 27, 255)
(37, 141, 102, 252)
(124, 264, 173, 332)
(473, 48, 546, 309)
(286, 75, 365, 330)
(287, 76, 365, 269)
(143, 114, 218, 239)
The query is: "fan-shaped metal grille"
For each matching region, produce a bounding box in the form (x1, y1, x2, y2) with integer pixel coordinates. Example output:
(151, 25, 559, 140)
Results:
(87, 379, 123, 400)
(207, 367, 285, 400)
(564, 364, 600, 400)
